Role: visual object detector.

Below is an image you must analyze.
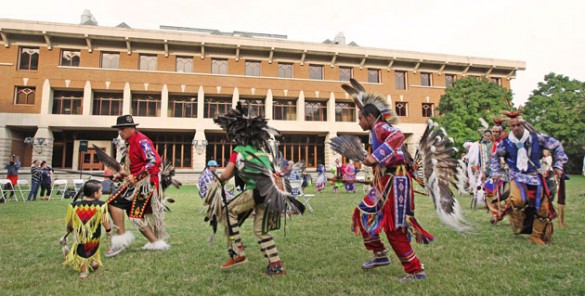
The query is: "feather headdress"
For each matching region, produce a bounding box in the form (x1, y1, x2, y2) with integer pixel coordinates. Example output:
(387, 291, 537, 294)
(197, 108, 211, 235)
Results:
(214, 101, 280, 150)
(342, 78, 398, 124)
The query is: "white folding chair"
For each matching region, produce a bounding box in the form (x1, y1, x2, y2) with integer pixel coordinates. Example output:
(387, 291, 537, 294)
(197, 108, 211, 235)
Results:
(51, 179, 68, 200)
(356, 175, 367, 194)
(0, 179, 18, 202)
(73, 179, 85, 195)
(289, 179, 315, 213)
(16, 180, 31, 202)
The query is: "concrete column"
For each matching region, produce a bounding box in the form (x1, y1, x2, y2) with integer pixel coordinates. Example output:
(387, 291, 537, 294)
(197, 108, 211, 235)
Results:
(265, 89, 273, 120)
(193, 129, 207, 172)
(0, 126, 14, 163)
(327, 92, 336, 123)
(297, 90, 305, 121)
(123, 82, 131, 115)
(32, 128, 54, 166)
(325, 131, 338, 170)
(232, 87, 239, 107)
(197, 86, 204, 118)
(82, 81, 92, 115)
(40, 79, 51, 116)
(161, 84, 169, 118)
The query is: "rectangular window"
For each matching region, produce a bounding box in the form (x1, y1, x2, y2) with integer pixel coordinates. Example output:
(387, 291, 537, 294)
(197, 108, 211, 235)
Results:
(211, 59, 228, 74)
(421, 72, 432, 86)
(278, 63, 293, 78)
(169, 95, 197, 118)
(139, 54, 157, 71)
(239, 98, 265, 117)
(205, 133, 235, 168)
(101, 52, 120, 69)
(151, 133, 193, 168)
(278, 135, 325, 168)
(18, 47, 39, 70)
(305, 101, 327, 121)
(131, 93, 161, 117)
(335, 102, 356, 122)
(273, 99, 297, 120)
(490, 77, 502, 85)
(368, 69, 380, 83)
(93, 92, 123, 116)
(395, 102, 408, 117)
(422, 103, 433, 117)
(245, 61, 261, 76)
(14, 87, 36, 105)
(53, 90, 83, 115)
(204, 97, 232, 118)
(445, 74, 455, 88)
(309, 65, 323, 80)
(176, 56, 193, 73)
(339, 67, 352, 81)
(395, 71, 406, 89)
(60, 50, 80, 67)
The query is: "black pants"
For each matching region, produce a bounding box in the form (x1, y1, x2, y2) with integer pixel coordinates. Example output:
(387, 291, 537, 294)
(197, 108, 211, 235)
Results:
(40, 183, 52, 196)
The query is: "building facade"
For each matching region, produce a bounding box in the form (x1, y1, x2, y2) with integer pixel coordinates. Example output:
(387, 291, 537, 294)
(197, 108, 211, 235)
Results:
(0, 18, 525, 182)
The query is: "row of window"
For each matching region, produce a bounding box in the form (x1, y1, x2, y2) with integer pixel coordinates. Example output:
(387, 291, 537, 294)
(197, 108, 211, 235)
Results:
(16, 47, 501, 86)
(15, 87, 435, 119)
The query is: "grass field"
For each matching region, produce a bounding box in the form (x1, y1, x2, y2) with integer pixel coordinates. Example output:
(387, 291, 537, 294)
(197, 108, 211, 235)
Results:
(1, 175, 584, 296)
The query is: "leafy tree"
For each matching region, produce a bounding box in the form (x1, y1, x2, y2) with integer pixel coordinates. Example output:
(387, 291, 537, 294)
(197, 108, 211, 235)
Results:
(435, 77, 512, 149)
(523, 73, 585, 173)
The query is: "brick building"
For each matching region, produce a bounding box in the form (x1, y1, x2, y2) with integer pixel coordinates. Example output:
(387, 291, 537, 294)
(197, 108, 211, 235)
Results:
(0, 18, 525, 182)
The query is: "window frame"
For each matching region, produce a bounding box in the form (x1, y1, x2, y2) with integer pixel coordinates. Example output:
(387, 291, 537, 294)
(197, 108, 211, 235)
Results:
(18, 47, 39, 71)
(273, 99, 297, 120)
(420, 72, 432, 86)
(93, 92, 123, 116)
(395, 71, 407, 90)
(309, 64, 324, 80)
(101, 52, 120, 69)
(52, 90, 83, 115)
(245, 60, 261, 76)
(14, 87, 36, 105)
(211, 58, 228, 75)
(395, 102, 408, 117)
(445, 74, 456, 88)
(422, 103, 433, 118)
(131, 93, 161, 117)
(176, 56, 193, 73)
(339, 66, 352, 81)
(367, 68, 380, 83)
(305, 100, 327, 121)
(204, 96, 232, 118)
(60, 49, 80, 67)
(139, 54, 158, 71)
(335, 101, 356, 122)
(277, 63, 293, 78)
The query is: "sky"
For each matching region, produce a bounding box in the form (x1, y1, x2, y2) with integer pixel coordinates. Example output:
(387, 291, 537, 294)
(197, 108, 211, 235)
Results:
(2, 0, 584, 106)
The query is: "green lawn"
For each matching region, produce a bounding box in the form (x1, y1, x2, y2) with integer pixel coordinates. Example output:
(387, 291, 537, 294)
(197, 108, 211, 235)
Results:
(1, 175, 584, 296)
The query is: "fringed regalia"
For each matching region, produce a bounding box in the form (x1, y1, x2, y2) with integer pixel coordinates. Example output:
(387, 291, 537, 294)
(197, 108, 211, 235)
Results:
(491, 110, 568, 244)
(338, 79, 466, 276)
(64, 200, 108, 271)
(204, 102, 304, 274)
(316, 165, 327, 192)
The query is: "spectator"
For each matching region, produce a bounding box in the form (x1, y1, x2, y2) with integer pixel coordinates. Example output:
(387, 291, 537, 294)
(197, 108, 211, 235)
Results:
(198, 160, 219, 199)
(3, 154, 20, 203)
(27, 160, 42, 201)
(39, 161, 53, 200)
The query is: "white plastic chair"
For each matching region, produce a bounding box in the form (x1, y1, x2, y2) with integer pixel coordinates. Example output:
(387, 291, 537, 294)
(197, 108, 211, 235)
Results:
(289, 179, 315, 213)
(73, 179, 85, 195)
(16, 180, 31, 202)
(0, 179, 18, 202)
(51, 179, 68, 200)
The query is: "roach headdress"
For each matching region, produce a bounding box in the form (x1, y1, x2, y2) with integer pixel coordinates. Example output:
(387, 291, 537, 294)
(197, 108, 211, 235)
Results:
(213, 101, 280, 150)
(341, 78, 398, 124)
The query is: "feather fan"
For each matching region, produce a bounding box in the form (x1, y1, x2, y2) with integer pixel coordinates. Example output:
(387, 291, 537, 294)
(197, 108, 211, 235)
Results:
(414, 119, 469, 231)
(328, 136, 367, 162)
(92, 144, 122, 172)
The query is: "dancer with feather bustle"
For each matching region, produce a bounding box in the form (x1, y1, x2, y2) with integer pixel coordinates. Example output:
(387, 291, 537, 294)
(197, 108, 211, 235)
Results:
(207, 102, 305, 276)
(341, 79, 427, 281)
(337, 79, 467, 281)
(490, 109, 567, 245)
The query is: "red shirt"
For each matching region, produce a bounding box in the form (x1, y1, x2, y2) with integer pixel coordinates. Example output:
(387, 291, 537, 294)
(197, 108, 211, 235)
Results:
(126, 131, 161, 183)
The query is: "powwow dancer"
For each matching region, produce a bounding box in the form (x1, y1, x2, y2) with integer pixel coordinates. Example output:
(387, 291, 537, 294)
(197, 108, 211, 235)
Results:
(315, 164, 327, 192)
(491, 109, 567, 245)
(63, 180, 111, 279)
(203, 102, 305, 276)
(484, 119, 511, 224)
(105, 114, 170, 256)
(335, 79, 466, 281)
